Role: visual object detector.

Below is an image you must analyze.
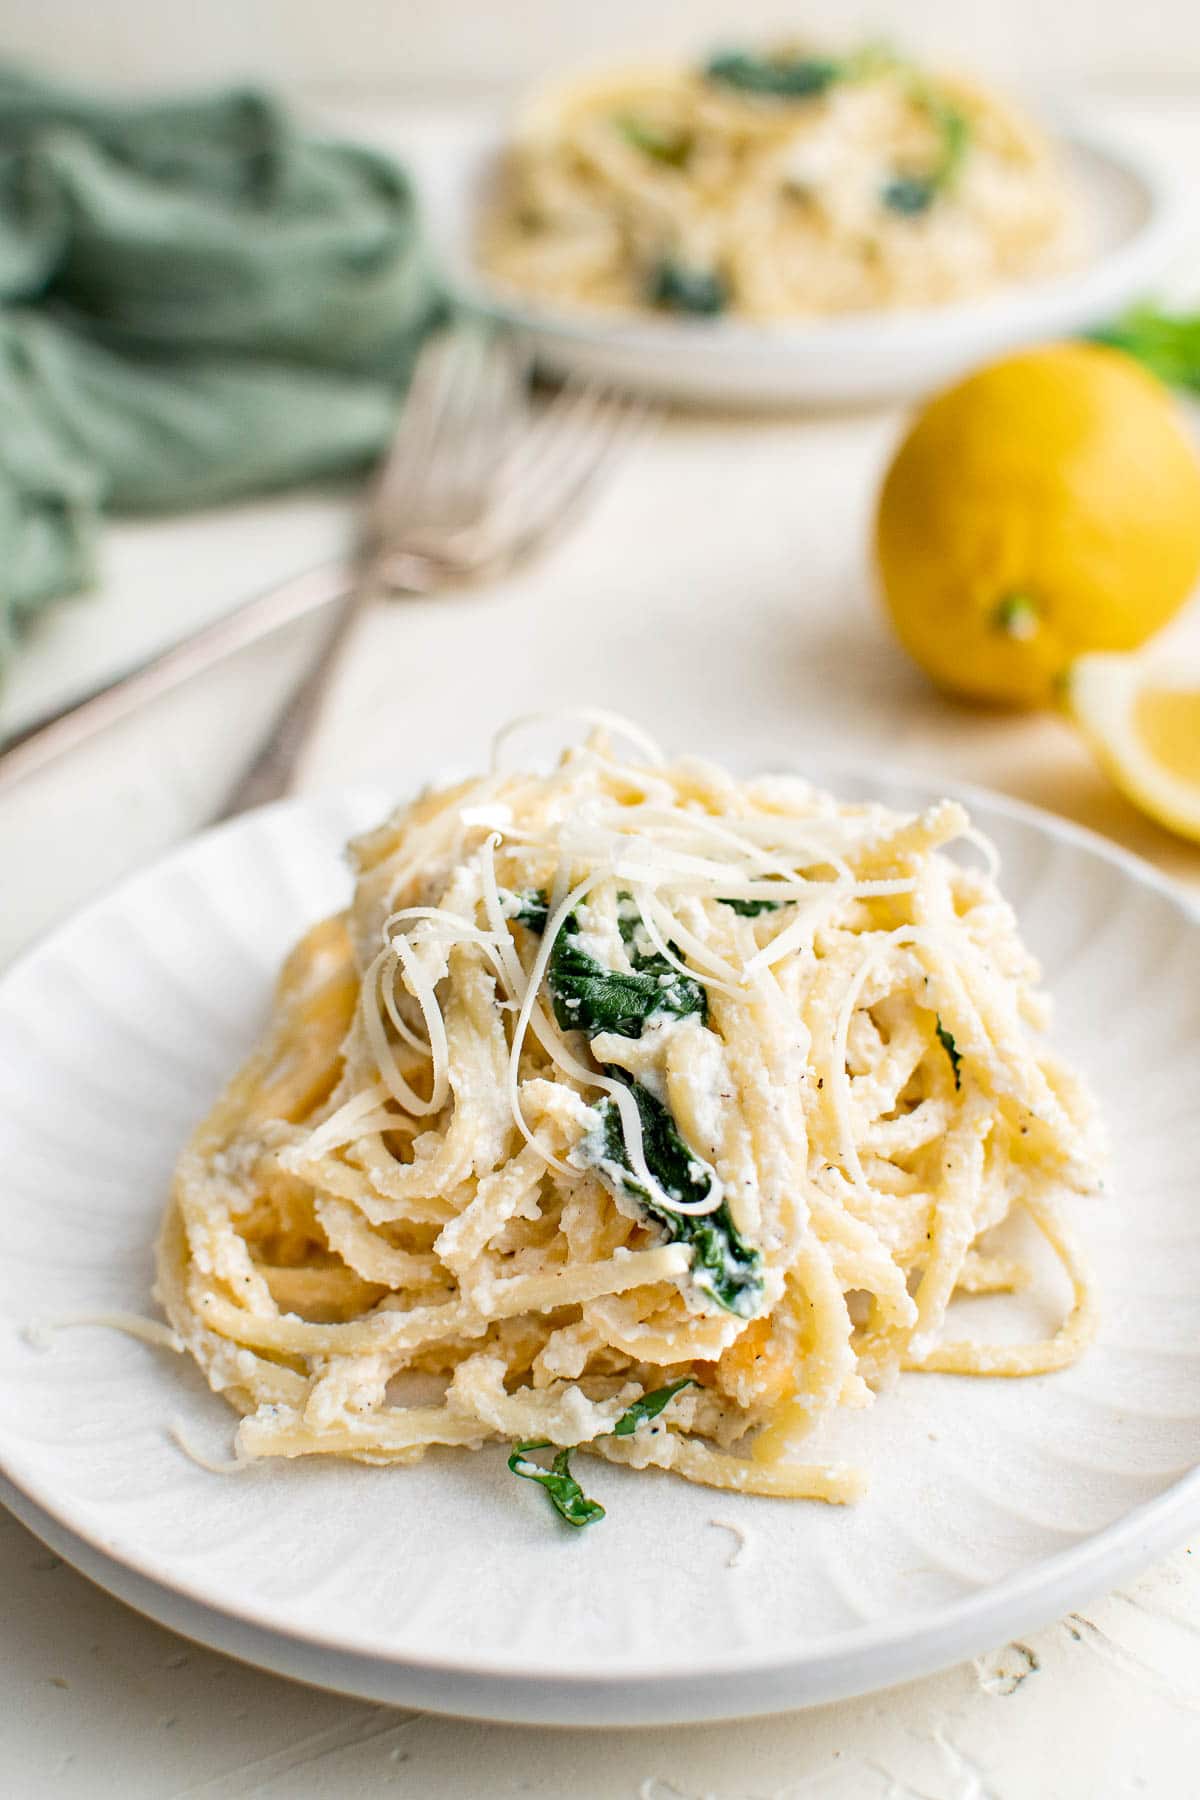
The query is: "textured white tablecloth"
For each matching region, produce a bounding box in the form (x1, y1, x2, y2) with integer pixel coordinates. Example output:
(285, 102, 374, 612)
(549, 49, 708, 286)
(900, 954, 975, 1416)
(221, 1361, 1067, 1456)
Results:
(2, 97, 1199, 1800)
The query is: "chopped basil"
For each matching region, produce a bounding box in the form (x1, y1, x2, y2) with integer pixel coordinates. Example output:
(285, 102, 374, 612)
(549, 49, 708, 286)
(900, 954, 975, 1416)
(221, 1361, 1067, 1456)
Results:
(616, 114, 693, 166)
(507, 1441, 606, 1528)
(935, 1017, 963, 1089)
(649, 259, 729, 316)
(705, 49, 842, 99)
(611, 1377, 695, 1436)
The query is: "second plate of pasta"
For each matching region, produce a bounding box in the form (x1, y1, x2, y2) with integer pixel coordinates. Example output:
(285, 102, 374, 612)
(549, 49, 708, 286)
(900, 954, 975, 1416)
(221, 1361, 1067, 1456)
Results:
(413, 79, 1181, 405)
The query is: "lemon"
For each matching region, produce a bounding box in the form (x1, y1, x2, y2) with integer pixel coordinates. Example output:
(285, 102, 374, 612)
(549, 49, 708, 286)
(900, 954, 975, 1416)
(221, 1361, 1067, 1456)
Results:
(874, 343, 1200, 707)
(1069, 652, 1200, 843)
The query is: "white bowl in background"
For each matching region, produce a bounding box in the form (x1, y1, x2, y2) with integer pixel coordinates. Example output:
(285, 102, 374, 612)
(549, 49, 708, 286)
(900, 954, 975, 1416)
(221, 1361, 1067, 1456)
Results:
(412, 122, 1186, 408)
(1, 768, 1199, 1724)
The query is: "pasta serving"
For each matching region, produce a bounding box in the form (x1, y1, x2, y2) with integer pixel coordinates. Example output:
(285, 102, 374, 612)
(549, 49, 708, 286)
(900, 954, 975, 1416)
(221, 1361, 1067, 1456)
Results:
(158, 717, 1102, 1521)
(481, 44, 1078, 321)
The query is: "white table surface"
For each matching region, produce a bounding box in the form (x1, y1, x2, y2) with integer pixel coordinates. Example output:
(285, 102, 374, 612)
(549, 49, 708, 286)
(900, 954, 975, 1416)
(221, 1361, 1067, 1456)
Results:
(3, 96, 1200, 1800)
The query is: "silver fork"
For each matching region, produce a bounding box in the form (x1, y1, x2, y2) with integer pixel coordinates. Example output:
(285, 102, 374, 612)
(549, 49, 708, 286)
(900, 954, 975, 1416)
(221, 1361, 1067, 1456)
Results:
(0, 329, 647, 804)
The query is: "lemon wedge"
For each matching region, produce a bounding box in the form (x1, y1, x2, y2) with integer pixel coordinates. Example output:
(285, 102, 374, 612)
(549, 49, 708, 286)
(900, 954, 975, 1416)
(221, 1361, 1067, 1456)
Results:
(1069, 653, 1200, 843)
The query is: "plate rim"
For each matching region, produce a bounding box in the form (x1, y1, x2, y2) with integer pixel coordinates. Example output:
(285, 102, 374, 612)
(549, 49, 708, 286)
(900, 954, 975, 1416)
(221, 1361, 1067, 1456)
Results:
(0, 1464, 1184, 1726)
(0, 764, 1198, 1716)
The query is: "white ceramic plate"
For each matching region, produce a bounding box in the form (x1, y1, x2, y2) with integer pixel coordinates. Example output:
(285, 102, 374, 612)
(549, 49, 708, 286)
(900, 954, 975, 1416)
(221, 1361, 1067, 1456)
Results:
(412, 121, 1184, 407)
(1, 768, 1199, 1726)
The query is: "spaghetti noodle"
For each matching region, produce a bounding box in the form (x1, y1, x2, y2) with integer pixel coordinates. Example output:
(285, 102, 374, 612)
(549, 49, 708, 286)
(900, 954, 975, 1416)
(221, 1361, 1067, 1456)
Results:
(158, 719, 1102, 1511)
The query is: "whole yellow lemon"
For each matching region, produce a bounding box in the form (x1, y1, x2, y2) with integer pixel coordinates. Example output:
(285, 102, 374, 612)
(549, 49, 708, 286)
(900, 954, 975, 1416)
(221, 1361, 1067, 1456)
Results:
(874, 343, 1200, 707)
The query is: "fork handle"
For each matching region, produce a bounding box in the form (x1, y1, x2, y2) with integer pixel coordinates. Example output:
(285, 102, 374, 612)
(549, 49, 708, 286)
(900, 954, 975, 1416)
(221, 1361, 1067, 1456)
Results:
(213, 547, 445, 820)
(0, 559, 353, 798)
(215, 581, 372, 819)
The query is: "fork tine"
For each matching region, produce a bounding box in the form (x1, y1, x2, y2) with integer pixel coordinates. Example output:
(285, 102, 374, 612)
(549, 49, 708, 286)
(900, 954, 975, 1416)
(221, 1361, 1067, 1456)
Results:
(487, 375, 609, 500)
(490, 392, 651, 566)
(368, 333, 462, 521)
(489, 385, 648, 536)
(405, 384, 650, 571)
(368, 329, 491, 539)
(371, 335, 649, 580)
(400, 332, 521, 539)
(410, 330, 489, 505)
(447, 334, 526, 515)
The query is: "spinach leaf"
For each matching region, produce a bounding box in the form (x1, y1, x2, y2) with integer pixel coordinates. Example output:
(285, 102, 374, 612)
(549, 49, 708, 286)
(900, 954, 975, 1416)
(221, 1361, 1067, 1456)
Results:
(881, 174, 937, 215)
(581, 1079, 764, 1317)
(882, 90, 969, 214)
(508, 1385, 694, 1530)
(548, 923, 705, 1037)
(616, 114, 693, 166)
(935, 1017, 963, 1089)
(611, 1377, 695, 1436)
(507, 889, 550, 931)
(503, 889, 705, 1036)
(507, 1441, 606, 1527)
(1089, 304, 1200, 392)
(614, 897, 708, 1005)
(649, 260, 729, 316)
(507, 889, 762, 1316)
(513, 894, 708, 1038)
(705, 50, 842, 99)
(938, 105, 970, 176)
(718, 895, 787, 917)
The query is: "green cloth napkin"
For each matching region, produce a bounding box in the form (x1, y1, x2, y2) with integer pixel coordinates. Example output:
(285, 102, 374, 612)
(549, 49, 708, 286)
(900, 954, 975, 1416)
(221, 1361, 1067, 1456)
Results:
(0, 69, 442, 666)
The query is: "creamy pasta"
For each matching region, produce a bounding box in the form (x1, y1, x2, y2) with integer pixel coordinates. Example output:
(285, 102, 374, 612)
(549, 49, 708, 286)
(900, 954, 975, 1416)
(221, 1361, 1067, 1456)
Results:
(481, 45, 1079, 321)
(158, 718, 1102, 1517)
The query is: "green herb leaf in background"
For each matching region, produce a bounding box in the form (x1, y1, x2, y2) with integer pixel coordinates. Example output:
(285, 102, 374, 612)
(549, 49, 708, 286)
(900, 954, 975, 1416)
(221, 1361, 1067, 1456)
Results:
(882, 87, 969, 214)
(1089, 304, 1200, 393)
(507, 1441, 606, 1528)
(649, 259, 729, 316)
(616, 114, 693, 166)
(881, 174, 938, 215)
(704, 49, 843, 99)
(611, 1377, 696, 1436)
(701, 44, 969, 215)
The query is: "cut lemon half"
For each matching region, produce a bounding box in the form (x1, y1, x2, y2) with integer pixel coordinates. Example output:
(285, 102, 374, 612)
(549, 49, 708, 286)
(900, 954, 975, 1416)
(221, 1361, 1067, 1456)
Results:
(1069, 653, 1200, 843)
